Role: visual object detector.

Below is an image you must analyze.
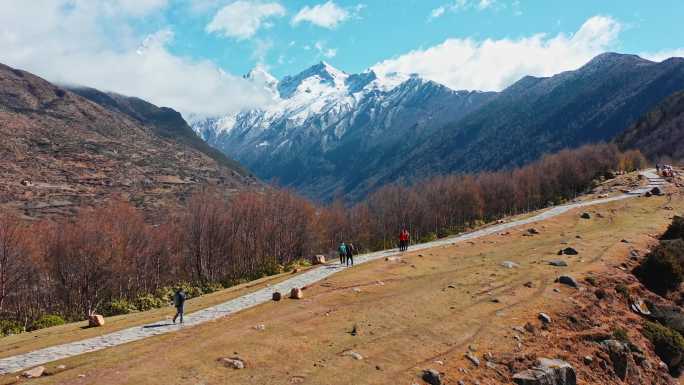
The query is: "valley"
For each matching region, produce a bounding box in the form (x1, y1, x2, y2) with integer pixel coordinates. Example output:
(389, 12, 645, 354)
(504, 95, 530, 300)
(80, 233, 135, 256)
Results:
(0, 170, 682, 384)
(2, 4, 684, 385)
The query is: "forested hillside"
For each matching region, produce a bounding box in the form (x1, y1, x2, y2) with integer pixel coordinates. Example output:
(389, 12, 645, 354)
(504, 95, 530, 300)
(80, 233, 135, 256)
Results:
(616, 90, 684, 162)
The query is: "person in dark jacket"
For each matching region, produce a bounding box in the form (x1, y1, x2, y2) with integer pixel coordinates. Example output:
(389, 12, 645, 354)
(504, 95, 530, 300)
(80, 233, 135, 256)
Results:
(346, 242, 355, 266)
(172, 288, 186, 324)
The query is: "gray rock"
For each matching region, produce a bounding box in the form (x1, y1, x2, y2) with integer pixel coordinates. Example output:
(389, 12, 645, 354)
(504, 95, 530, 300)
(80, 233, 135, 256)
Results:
(583, 355, 593, 365)
(513, 358, 576, 385)
(342, 350, 363, 360)
(538, 313, 552, 324)
(219, 357, 245, 369)
(549, 260, 568, 267)
(601, 339, 630, 380)
(557, 275, 579, 288)
(22, 366, 45, 378)
(580, 212, 591, 219)
(422, 369, 442, 385)
(502, 261, 520, 269)
(465, 353, 480, 367)
(528, 228, 540, 235)
(561, 247, 578, 255)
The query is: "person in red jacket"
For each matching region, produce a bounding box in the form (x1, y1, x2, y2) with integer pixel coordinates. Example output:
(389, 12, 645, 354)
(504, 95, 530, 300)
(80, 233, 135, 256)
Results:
(399, 228, 410, 251)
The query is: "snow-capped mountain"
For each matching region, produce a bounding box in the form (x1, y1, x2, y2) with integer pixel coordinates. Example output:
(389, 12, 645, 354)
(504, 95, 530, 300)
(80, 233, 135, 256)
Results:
(192, 61, 495, 201)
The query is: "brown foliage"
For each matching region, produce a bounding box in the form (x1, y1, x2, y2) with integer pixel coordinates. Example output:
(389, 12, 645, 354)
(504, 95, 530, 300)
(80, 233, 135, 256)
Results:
(1, 144, 645, 325)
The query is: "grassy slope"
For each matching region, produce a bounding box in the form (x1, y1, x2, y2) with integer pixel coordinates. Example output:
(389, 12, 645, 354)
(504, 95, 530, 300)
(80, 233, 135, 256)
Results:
(5, 191, 681, 385)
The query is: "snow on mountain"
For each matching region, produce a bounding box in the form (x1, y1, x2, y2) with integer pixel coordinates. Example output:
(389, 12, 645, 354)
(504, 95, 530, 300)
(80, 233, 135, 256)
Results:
(191, 61, 495, 200)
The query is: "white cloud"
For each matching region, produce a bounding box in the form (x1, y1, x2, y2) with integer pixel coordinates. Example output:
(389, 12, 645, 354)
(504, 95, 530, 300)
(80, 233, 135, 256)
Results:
(430, 0, 501, 19)
(477, 0, 495, 10)
(429, 6, 446, 20)
(314, 41, 337, 58)
(115, 0, 169, 16)
(0, 0, 273, 117)
(373, 16, 623, 91)
(292, 1, 355, 29)
(206, 1, 285, 40)
(640, 48, 684, 62)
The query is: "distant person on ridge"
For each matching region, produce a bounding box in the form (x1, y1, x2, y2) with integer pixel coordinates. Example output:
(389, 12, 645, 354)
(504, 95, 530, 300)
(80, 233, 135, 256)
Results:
(399, 228, 410, 251)
(172, 288, 186, 324)
(338, 242, 347, 264)
(656, 163, 660, 175)
(346, 242, 355, 266)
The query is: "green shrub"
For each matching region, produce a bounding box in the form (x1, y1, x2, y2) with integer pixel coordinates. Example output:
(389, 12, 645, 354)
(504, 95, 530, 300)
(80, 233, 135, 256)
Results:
(158, 282, 205, 301)
(103, 298, 135, 316)
(30, 314, 66, 331)
(259, 260, 283, 277)
(0, 320, 25, 336)
(642, 321, 684, 375)
(662, 216, 684, 241)
(419, 232, 437, 243)
(633, 239, 684, 296)
(134, 293, 166, 311)
(201, 282, 224, 294)
(615, 284, 630, 298)
(284, 258, 311, 272)
(613, 327, 630, 343)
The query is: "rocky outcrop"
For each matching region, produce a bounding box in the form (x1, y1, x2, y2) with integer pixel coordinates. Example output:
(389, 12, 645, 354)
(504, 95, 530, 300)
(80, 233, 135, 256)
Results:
(512, 358, 576, 385)
(602, 339, 632, 380)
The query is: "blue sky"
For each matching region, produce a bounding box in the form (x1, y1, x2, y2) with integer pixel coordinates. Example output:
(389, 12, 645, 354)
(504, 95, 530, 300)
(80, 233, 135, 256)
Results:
(155, 0, 684, 77)
(2, 0, 683, 116)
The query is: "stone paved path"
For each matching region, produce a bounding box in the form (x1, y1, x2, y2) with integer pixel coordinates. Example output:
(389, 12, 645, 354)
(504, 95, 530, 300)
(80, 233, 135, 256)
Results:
(0, 170, 665, 374)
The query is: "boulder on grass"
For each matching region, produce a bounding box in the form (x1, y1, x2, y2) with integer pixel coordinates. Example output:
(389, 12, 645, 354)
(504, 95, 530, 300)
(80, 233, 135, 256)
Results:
(218, 357, 245, 369)
(88, 314, 105, 327)
(557, 275, 579, 288)
(560, 247, 578, 255)
(272, 291, 282, 301)
(290, 287, 303, 299)
(580, 212, 591, 219)
(549, 260, 568, 267)
(22, 366, 45, 378)
(422, 369, 442, 385)
(312, 255, 326, 265)
(651, 187, 663, 196)
(501, 261, 520, 269)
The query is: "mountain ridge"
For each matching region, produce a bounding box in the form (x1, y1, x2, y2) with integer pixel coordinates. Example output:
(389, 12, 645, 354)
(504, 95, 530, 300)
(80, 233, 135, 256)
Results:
(193, 61, 496, 201)
(193, 52, 684, 202)
(0, 62, 257, 219)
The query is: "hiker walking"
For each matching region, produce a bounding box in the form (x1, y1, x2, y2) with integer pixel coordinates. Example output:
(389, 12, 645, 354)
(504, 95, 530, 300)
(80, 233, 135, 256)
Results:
(656, 163, 661, 175)
(338, 242, 347, 264)
(172, 288, 186, 324)
(346, 242, 355, 266)
(399, 228, 410, 251)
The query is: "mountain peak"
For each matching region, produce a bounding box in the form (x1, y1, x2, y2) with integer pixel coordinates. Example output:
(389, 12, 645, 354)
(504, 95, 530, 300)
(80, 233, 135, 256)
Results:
(581, 52, 653, 72)
(244, 65, 278, 89)
(278, 61, 348, 99)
